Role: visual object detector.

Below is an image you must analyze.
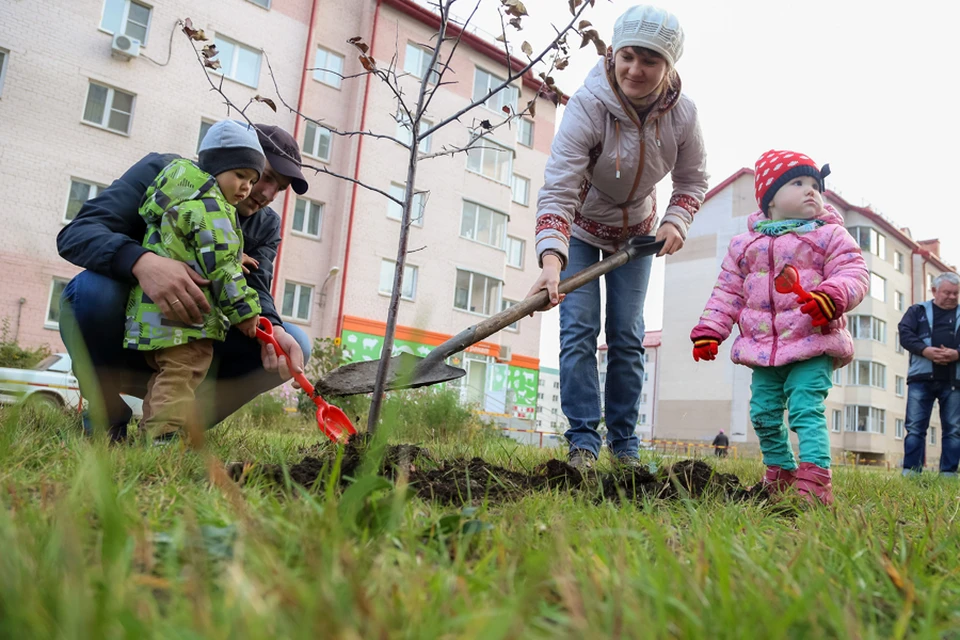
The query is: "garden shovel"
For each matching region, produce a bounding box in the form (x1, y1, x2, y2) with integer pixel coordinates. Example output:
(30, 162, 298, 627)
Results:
(316, 235, 666, 398)
(255, 318, 357, 442)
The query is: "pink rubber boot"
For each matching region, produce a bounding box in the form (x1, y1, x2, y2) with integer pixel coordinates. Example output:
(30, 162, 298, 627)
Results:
(760, 466, 797, 495)
(796, 462, 834, 505)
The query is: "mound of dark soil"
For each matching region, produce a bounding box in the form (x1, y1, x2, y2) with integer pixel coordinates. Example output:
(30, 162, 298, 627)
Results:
(233, 436, 761, 506)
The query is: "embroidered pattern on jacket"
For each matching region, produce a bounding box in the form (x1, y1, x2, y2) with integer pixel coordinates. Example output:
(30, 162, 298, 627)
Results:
(669, 193, 700, 217)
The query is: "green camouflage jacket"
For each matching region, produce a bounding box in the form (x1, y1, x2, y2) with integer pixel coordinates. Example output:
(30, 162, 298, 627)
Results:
(124, 159, 261, 350)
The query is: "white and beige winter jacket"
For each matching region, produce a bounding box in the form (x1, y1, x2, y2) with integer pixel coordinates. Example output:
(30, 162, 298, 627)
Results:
(535, 55, 708, 267)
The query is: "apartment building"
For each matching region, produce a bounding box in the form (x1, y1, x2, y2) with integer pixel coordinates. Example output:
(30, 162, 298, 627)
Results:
(1, 0, 561, 419)
(535, 366, 566, 433)
(656, 168, 954, 465)
(596, 330, 661, 440)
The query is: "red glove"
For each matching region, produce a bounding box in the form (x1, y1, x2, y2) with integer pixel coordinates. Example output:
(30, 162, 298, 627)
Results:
(799, 290, 837, 328)
(692, 337, 719, 362)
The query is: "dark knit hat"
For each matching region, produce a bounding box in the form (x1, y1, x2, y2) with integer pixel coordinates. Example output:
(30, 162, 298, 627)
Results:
(255, 124, 309, 195)
(198, 120, 266, 181)
(754, 149, 831, 214)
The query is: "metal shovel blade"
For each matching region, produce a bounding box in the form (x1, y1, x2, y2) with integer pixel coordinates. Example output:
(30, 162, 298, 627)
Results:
(315, 351, 466, 398)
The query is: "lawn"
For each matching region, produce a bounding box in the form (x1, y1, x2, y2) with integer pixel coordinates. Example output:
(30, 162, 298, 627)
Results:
(1, 401, 958, 639)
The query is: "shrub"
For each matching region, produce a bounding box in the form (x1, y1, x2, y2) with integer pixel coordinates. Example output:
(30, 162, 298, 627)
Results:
(0, 318, 52, 369)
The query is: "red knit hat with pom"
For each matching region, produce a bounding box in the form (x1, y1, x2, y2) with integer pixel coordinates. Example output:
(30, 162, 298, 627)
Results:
(754, 150, 831, 214)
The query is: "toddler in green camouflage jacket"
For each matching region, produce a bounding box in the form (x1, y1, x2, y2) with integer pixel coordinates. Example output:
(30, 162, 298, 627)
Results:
(124, 119, 264, 441)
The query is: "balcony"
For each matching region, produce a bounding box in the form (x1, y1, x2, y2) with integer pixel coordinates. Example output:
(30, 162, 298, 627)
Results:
(843, 431, 888, 454)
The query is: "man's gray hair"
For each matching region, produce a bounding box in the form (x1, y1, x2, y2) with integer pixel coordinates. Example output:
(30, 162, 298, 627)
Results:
(932, 272, 960, 288)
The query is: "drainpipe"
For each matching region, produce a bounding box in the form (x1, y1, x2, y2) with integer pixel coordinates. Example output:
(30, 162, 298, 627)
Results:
(14, 297, 25, 342)
(271, 0, 322, 298)
(335, 0, 382, 337)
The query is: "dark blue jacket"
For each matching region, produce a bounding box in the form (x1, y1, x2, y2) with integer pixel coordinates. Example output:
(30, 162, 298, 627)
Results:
(56, 153, 283, 324)
(898, 301, 960, 386)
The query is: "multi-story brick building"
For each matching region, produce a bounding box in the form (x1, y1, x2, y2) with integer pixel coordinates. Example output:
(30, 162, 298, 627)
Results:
(597, 330, 661, 441)
(1, 0, 561, 417)
(655, 168, 955, 465)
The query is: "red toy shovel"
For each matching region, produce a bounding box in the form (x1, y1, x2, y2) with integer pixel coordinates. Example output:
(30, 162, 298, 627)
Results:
(255, 318, 357, 443)
(774, 265, 813, 302)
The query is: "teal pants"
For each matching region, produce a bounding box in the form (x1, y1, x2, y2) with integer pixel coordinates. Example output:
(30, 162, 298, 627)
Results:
(749, 355, 833, 470)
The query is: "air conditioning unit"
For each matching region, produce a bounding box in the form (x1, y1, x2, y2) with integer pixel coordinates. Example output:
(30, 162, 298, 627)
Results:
(111, 32, 141, 60)
(498, 345, 512, 362)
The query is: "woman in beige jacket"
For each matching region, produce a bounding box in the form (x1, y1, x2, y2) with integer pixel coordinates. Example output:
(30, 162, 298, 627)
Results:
(527, 5, 708, 468)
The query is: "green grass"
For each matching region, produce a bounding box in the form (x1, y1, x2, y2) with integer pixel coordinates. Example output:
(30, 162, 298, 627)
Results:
(2, 405, 959, 639)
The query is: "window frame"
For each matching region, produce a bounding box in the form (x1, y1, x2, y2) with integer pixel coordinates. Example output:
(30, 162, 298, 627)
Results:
(831, 409, 842, 433)
(846, 359, 887, 389)
(472, 67, 519, 114)
(64, 178, 106, 224)
(895, 291, 904, 312)
(313, 46, 345, 89)
(869, 272, 886, 302)
(895, 375, 905, 397)
(466, 136, 514, 184)
(396, 112, 433, 153)
(45, 278, 70, 330)
(378, 259, 418, 301)
(895, 418, 904, 440)
(517, 118, 534, 147)
(453, 268, 503, 317)
(894, 251, 905, 273)
(851, 226, 886, 259)
(291, 197, 324, 239)
(245, 0, 271, 8)
(848, 315, 887, 343)
(511, 173, 530, 206)
(387, 183, 426, 226)
(500, 298, 520, 331)
(196, 118, 215, 155)
(303, 121, 333, 162)
(99, 0, 153, 45)
(281, 281, 314, 323)
(460, 201, 508, 250)
(845, 405, 885, 434)
(403, 43, 440, 84)
(82, 80, 135, 135)
(212, 34, 262, 88)
(505, 235, 525, 269)
(0, 47, 9, 97)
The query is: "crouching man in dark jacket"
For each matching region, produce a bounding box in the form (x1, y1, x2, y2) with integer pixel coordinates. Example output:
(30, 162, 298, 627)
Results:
(57, 125, 312, 441)
(898, 272, 960, 476)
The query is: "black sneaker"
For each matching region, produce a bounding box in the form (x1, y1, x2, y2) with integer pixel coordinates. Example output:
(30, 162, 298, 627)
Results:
(616, 455, 641, 468)
(152, 431, 180, 447)
(568, 449, 597, 470)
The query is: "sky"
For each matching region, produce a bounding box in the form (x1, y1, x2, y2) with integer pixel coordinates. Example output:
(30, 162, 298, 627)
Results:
(443, 0, 960, 368)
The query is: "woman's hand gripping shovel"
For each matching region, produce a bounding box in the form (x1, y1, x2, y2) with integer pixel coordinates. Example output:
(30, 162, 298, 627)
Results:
(255, 318, 357, 442)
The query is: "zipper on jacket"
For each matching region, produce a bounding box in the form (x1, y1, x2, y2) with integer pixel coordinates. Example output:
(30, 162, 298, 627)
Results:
(615, 119, 621, 179)
(768, 237, 779, 366)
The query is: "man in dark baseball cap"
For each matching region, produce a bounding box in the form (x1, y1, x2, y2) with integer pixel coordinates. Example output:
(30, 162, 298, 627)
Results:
(255, 124, 309, 196)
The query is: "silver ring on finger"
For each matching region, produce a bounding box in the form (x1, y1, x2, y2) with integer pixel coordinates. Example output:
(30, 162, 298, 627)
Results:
(171, 299, 183, 306)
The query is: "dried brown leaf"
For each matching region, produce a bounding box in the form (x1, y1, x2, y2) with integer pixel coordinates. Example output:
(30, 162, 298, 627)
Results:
(555, 57, 569, 70)
(521, 41, 532, 56)
(568, 0, 582, 15)
(348, 36, 370, 54)
(203, 58, 221, 71)
(501, 105, 512, 115)
(359, 55, 377, 72)
(503, 0, 528, 18)
(578, 20, 592, 30)
(182, 18, 207, 42)
(592, 37, 607, 56)
(527, 99, 537, 118)
(254, 95, 277, 112)
(508, 16, 522, 30)
(479, 119, 493, 130)
(496, 34, 506, 43)
(201, 44, 218, 59)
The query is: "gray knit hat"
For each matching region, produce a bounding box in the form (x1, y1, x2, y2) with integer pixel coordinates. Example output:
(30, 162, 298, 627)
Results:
(612, 5, 685, 67)
(198, 119, 266, 181)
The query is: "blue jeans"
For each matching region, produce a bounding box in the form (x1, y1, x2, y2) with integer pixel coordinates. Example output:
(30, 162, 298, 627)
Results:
(560, 237, 652, 459)
(903, 380, 960, 473)
(59, 270, 311, 439)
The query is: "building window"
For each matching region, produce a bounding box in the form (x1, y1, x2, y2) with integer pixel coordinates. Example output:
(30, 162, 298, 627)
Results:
(895, 418, 904, 440)
(45, 278, 69, 329)
(846, 360, 886, 389)
(213, 35, 262, 88)
(100, 0, 152, 44)
(466, 137, 513, 183)
(638, 414, 647, 425)
(313, 46, 344, 88)
(517, 118, 534, 147)
(894, 251, 905, 273)
(849, 315, 886, 343)
(303, 121, 332, 162)
(460, 201, 507, 249)
(82, 81, 135, 134)
(553, 381, 559, 389)
(64, 179, 105, 222)
(246, 0, 271, 8)
(832, 367, 843, 386)
(505, 236, 525, 269)
(930, 427, 937, 445)
(403, 43, 439, 83)
(831, 409, 842, 433)
(396, 113, 433, 153)
(196, 119, 215, 154)
(870, 272, 886, 302)
(851, 227, 886, 259)
(511, 174, 530, 206)
(0, 48, 9, 97)
(895, 291, 904, 311)
(927, 273, 935, 291)
(387, 183, 425, 226)
(895, 375, 905, 397)
(379, 260, 418, 300)
(501, 298, 520, 331)
(845, 405, 885, 434)
(473, 68, 518, 113)
(551, 395, 558, 402)
(292, 198, 323, 238)
(281, 282, 313, 322)
(895, 333, 904, 355)
(454, 269, 502, 315)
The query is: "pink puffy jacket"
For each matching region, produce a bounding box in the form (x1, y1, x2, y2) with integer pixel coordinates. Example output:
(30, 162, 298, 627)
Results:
(691, 204, 869, 369)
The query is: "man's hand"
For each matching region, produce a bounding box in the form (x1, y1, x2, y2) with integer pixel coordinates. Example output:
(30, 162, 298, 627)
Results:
(236, 315, 260, 339)
(656, 222, 684, 257)
(240, 253, 260, 275)
(525, 253, 565, 317)
(924, 345, 960, 365)
(261, 324, 305, 386)
(132, 253, 211, 324)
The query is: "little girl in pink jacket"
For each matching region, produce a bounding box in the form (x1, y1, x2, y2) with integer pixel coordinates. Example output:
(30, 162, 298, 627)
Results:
(690, 150, 869, 504)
